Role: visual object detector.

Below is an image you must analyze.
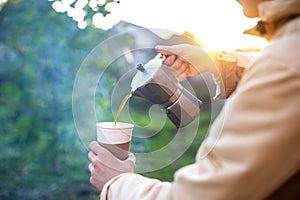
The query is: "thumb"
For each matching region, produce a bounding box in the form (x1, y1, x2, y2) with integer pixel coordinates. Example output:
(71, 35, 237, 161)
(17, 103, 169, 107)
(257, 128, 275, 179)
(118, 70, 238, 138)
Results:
(127, 153, 136, 165)
(89, 141, 113, 157)
(155, 45, 180, 56)
(122, 153, 136, 172)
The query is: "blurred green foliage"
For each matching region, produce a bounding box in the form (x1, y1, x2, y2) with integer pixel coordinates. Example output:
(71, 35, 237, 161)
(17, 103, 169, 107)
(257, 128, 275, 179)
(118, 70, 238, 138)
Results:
(0, 0, 211, 199)
(0, 0, 108, 199)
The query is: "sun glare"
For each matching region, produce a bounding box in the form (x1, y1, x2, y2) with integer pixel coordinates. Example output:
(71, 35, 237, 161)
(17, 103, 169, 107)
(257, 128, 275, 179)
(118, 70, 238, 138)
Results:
(115, 0, 270, 51)
(0, 0, 8, 12)
(51, 0, 270, 50)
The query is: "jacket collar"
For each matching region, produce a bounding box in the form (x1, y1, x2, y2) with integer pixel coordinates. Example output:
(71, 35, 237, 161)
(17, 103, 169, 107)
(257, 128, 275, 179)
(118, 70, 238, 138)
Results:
(244, 0, 300, 41)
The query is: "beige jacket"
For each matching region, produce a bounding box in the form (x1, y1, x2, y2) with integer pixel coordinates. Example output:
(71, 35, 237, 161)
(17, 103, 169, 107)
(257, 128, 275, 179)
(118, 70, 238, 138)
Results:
(101, 0, 300, 199)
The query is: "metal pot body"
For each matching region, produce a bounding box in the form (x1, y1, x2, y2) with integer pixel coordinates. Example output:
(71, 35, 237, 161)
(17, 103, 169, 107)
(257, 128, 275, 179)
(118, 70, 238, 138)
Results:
(131, 54, 202, 128)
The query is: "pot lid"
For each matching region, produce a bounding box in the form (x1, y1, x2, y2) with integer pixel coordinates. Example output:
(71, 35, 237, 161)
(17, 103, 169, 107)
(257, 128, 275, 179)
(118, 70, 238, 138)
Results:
(131, 53, 165, 91)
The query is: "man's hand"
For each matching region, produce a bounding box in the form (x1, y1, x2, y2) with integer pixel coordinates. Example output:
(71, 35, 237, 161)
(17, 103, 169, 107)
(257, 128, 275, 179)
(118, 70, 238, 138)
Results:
(88, 141, 136, 192)
(155, 44, 218, 82)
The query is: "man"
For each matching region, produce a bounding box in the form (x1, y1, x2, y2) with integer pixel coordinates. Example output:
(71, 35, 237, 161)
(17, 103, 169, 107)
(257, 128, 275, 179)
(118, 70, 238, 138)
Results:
(88, 0, 300, 199)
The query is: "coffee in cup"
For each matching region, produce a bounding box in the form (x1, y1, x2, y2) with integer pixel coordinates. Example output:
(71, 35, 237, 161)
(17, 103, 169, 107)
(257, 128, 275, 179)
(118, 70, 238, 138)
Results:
(96, 122, 133, 160)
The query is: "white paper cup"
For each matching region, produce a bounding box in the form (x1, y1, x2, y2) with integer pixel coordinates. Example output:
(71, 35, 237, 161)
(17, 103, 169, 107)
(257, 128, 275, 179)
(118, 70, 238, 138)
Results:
(96, 122, 133, 160)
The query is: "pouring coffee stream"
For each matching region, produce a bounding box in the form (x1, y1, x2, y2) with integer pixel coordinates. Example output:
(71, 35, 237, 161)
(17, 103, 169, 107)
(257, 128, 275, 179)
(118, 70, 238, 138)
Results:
(113, 92, 132, 127)
(114, 53, 202, 128)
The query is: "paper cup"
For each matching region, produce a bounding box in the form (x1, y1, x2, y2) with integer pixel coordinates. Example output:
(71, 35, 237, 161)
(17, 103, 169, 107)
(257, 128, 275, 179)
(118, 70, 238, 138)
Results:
(96, 122, 133, 160)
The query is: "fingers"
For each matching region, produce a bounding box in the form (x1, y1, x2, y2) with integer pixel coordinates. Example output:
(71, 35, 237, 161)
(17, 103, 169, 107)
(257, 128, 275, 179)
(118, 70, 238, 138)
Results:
(89, 141, 110, 157)
(164, 55, 176, 66)
(88, 151, 100, 168)
(89, 141, 100, 152)
(88, 162, 103, 191)
(88, 141, 136, 171)
(156, 44, 208, 77)
(176, 66, 190, 82)
(88, 162, 93, 170)
(88, 151, 95, 162)
(166, 59, 190, 82)
(89, 163, 104, 192)
(89, 142, 121, 169)
(88, 141, 136, 192)
(89, 143, 121, 169)
(156, 45, 192, 82)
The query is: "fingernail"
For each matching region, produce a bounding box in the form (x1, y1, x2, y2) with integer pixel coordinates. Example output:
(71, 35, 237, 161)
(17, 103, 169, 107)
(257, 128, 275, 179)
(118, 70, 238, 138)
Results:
(155, 45, 163, 50)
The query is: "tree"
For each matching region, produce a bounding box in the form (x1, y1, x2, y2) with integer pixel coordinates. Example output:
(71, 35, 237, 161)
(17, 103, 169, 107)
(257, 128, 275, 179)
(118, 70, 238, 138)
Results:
(50, 0, 121, 30)
(0, 0, 109, 199)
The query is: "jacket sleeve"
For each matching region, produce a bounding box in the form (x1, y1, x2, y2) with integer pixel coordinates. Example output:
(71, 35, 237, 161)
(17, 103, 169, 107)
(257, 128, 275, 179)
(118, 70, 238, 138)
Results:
(100, 173, 172, 200)
(101, 52, 300, 200)
(172, 56, 300, 199)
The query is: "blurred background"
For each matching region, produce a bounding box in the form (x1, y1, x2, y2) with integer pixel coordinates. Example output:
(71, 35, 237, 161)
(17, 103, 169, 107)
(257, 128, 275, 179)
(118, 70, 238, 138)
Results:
(0, 0, 266, 199)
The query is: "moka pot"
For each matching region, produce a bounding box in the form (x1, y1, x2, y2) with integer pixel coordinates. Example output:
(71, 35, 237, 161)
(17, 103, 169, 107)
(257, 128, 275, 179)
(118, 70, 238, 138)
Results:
(130, 53, 202, 128)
